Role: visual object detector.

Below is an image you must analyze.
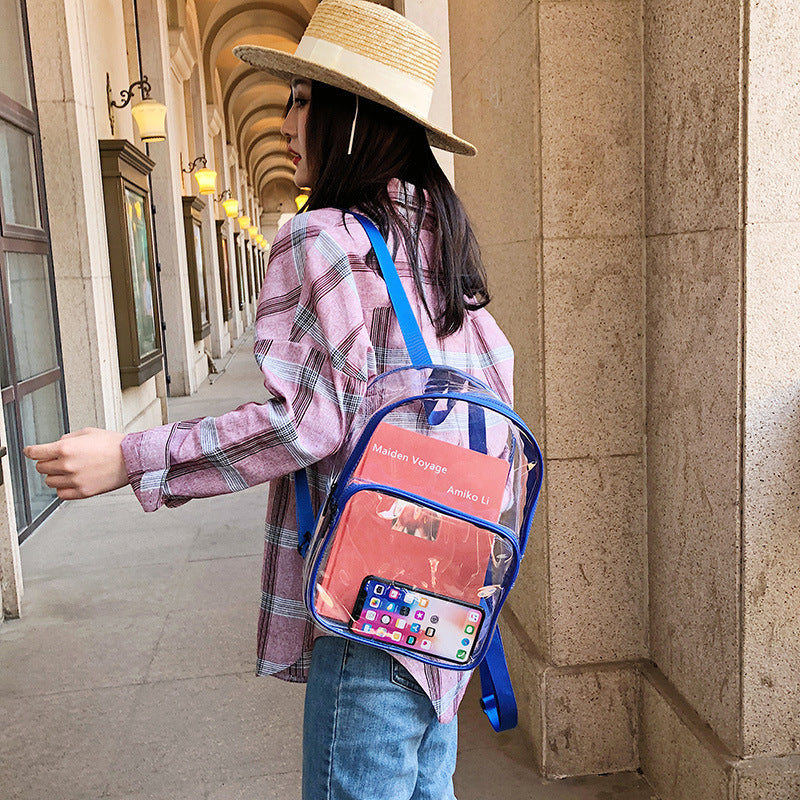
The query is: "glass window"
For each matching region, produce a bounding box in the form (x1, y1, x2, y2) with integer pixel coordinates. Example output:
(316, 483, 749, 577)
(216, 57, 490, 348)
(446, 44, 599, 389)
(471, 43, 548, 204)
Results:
(0, 120, 41, 229)
(124, 187, 158, 357)
(19, 380, 63, 519)
(6, 251, 58, 380)
(0, 0, 32, 109)
(193, 222, 208, 323)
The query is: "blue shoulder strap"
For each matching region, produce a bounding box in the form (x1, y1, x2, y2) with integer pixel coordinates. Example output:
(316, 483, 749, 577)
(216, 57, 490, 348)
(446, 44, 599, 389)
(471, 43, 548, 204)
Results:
(479, 627, 518, 731)
(347, 212, 432, 368)
(293, 211, 517, 732)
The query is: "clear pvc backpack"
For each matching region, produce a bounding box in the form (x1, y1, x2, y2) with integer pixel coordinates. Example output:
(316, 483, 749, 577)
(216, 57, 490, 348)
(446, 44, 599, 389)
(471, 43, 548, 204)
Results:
(294, 213, 543, 730)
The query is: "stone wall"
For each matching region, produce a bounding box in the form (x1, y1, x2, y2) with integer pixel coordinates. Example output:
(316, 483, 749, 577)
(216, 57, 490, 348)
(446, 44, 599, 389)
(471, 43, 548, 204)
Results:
(450, 0, 647, 777)
(451, 0, 800, 795)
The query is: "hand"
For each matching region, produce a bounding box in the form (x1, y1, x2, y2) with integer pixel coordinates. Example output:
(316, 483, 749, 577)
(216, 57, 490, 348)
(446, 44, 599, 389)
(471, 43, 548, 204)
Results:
(23, 428, 128, 500)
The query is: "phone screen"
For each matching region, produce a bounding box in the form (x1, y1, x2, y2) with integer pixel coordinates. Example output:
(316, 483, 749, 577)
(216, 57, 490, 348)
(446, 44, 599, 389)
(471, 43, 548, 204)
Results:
(350, 576, 484, 664)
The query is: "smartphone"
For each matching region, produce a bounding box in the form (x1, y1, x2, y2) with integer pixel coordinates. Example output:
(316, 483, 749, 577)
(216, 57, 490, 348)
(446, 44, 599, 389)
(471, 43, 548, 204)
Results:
(350, 576, 485, 665)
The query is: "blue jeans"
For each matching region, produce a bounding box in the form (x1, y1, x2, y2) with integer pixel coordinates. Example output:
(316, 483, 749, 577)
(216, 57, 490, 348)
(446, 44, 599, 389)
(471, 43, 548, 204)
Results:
(303, 636, 458, 800)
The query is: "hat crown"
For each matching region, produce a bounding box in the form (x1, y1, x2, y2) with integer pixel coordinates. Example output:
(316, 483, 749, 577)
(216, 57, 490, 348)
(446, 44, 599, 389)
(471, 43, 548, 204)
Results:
(232, 0, 476, 155)
(303, 0, 441, 89)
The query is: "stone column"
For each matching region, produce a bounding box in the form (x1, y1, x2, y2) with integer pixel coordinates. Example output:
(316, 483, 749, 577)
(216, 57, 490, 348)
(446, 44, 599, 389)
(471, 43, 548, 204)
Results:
(641, 1, 800, 797)
(225, 146, 245, 339)
(0, 404, 22, 619)
(135, 0, 199, 396)
(186, 69, 226, 361)
(25, 0, 125, 431)
(450, 0, 646, 778)
(261, 211, 282, 247)
(398, 0, 455, 183)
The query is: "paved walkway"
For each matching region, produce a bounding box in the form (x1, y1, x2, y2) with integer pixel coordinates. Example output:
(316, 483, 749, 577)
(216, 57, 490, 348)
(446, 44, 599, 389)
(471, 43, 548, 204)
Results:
(0, 332, 656, 800)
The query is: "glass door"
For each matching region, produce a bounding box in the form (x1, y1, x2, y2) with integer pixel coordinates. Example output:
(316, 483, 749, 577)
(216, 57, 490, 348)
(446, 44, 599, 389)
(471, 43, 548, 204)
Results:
(0, 0, 68, 541)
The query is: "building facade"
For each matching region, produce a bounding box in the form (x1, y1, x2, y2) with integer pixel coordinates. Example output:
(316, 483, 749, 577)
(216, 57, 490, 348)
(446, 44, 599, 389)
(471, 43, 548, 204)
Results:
(1, 1, 799, 798)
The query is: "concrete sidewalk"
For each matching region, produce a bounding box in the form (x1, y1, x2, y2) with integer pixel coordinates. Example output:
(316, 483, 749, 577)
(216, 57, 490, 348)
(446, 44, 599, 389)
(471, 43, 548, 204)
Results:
(0, 332, 655, 800)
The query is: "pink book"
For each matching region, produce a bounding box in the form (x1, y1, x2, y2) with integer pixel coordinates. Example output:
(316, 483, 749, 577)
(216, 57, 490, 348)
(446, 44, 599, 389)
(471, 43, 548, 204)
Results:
(315, 422, 509, 622)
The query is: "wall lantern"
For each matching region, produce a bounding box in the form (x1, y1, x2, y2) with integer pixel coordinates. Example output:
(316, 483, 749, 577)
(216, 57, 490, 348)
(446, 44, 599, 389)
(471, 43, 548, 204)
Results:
(107, 74, 167, 142)
(248, 225, 258, 240)
(295, 193, 309, 211)
(182, 154, 217, 195)
(216, 189, 239, 218)
(238, 214, 251, 230)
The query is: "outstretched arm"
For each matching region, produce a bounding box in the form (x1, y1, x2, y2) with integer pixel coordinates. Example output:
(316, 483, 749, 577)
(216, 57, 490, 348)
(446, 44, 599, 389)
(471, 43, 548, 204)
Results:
(24, 428, 128, 500)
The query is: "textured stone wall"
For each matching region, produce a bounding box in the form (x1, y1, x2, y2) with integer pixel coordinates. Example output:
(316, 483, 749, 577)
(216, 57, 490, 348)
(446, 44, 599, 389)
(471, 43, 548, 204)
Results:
(452, 0, 800, 792)
(450, 0, 647, 777)
(643, 0, 743, 756)
(740, 0, 800, 763)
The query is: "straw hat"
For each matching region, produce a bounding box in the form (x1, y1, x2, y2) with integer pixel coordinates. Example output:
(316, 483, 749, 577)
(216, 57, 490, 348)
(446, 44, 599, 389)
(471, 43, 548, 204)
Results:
(233, 0, 476, 156)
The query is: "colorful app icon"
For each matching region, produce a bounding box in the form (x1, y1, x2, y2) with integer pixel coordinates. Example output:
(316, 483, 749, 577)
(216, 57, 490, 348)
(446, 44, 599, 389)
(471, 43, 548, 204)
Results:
(386, 602, 396, 612)
(380, 614, 391, 624)
(456, 649, 467, 660)
(461, 638, 470, 646)
(406, 635, 417, 645)
(468, 611, 480, 622)
(399, 606, 410, 616)
(464, 624, 475, 634)
(395, 619, 406, 629)
(362, 623, 373, 632)
(376, 627, 388, 637)
(388, 589, 401, 599)
(374, 585, 385, 595)
(410, 623, 421, 633)
(418, 598, 429, 608)
(369, 598, 380, 608)
(365, 610, 376, 621)
(420, 639, 431, 649)
(425, 627, 436, 637)
(414, 610, 425, 620)
(391, 631, 402, 642)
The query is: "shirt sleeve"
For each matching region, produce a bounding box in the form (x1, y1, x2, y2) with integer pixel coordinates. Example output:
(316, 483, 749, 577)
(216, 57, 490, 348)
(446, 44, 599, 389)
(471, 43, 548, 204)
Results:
(121, 212, 371, 512)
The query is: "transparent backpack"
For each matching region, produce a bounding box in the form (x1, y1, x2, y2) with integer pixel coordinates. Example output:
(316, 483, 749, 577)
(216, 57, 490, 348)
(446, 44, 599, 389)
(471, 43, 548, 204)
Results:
(294, 213, 543, 728)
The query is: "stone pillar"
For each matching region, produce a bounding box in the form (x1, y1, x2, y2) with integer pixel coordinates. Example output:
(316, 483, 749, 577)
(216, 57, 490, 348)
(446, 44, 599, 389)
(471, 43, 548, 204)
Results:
(186, 69, 226, 360)
(261, 211, 282, 247)
(25, 0, 125, 432)
(450, 0, 647, 777)
(398, 0, 455, 183)
(135, 0, 198, 396)
(641, 0, 800, 797)
(225, 147, 245, 340)
(0, 403, 22, 619)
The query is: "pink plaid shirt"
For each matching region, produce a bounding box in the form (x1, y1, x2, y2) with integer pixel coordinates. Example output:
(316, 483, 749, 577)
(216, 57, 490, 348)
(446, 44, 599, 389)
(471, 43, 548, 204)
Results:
(121, 182, 514, 723)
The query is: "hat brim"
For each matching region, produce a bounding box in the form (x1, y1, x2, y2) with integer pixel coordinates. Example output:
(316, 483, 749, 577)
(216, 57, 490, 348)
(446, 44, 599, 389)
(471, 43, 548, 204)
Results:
(233, 44, 477, 157)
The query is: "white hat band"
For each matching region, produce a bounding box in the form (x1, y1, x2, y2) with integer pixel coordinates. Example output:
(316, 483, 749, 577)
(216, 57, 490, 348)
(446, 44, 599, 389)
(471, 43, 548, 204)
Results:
(294, 36, 434, 120)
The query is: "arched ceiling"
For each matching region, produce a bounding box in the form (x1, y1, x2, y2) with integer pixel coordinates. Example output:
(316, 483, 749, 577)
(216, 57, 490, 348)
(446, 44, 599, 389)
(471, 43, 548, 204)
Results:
(195, 0, 318, 211)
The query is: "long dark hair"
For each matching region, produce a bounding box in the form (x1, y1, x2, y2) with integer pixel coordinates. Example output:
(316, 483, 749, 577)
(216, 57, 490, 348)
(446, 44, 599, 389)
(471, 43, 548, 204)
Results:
(298, 80, 489, 338)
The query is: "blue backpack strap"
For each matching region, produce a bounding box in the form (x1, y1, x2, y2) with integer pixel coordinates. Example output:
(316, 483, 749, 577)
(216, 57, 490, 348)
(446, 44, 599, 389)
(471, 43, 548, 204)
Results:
(295, 468, 314, 558)
(479, 627, 518, 731)
(347, 211, 432, 368)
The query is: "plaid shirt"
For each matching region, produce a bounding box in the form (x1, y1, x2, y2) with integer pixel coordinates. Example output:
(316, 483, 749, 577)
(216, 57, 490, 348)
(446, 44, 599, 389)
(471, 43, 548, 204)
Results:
(121, 182, 514, 723)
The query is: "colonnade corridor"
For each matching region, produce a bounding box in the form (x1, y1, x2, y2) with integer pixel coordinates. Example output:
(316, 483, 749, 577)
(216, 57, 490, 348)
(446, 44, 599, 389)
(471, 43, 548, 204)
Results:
(0, 331, 655, 799)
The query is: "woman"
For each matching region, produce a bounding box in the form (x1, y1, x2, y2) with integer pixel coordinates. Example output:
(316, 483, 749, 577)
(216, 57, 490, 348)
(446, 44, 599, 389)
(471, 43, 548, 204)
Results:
(26, 2, 514, 797)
